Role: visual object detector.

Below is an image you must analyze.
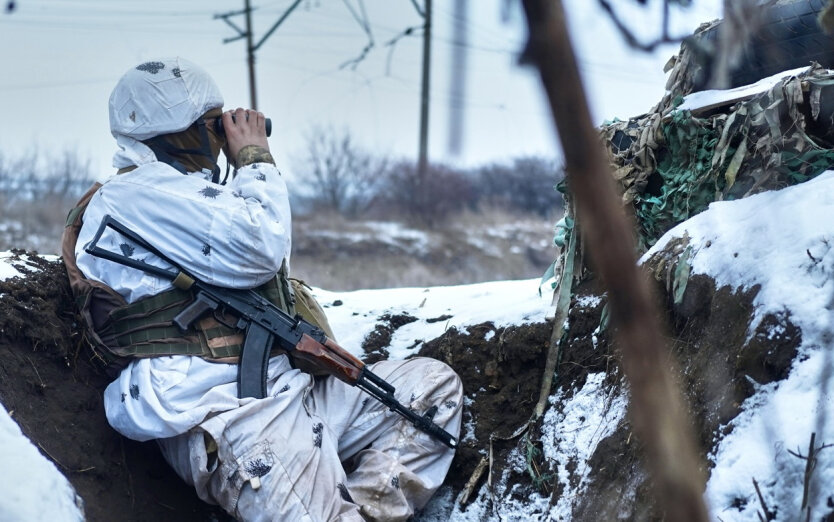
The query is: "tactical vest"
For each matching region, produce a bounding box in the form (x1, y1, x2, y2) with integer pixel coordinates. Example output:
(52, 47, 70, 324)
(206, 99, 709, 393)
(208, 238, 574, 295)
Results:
(62, 183, 335, 376)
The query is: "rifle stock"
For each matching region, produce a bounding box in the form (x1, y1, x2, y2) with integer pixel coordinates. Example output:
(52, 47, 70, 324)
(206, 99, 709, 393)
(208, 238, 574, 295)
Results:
(84, 215, 458, 449)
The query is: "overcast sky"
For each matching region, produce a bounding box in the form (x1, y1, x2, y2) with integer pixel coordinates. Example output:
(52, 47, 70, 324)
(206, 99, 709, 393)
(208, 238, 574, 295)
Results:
(0, 0, 723, 180)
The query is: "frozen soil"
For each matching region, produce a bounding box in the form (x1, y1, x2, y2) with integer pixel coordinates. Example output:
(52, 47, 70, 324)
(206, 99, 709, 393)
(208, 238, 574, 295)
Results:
(0, 252, 231, 522)
(417, 320, 553, 494)
(570, 269, 802, 519)
(0, 252, 555, 521)
(0, 250, 805, 520)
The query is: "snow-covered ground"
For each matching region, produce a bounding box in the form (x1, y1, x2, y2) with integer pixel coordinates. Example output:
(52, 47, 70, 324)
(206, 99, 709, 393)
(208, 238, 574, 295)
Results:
(3, 171, 834, 520)
(0, 405, 84, 521)
(318, 278, 551, 361)
(646, 170, 834, 521)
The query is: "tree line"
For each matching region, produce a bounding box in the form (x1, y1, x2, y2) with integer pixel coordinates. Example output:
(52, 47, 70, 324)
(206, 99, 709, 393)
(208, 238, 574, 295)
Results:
(0, 130, 563, 252)
(290, 127, 564, 225)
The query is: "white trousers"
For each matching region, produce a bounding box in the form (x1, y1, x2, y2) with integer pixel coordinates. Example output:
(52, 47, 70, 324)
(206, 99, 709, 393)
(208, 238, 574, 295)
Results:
(159, 358, 463, 522)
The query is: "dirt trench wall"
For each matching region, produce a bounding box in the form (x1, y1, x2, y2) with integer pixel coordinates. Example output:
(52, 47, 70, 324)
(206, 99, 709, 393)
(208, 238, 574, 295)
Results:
(0, 252, 230, 522)
(0, 251, 556, 521)
(0, 249, 804, 521)
(571, 261, 801, 520)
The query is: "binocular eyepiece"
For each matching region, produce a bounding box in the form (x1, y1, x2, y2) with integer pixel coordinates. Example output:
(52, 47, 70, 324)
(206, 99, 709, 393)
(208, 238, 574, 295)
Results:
(213, 115, 272, 137)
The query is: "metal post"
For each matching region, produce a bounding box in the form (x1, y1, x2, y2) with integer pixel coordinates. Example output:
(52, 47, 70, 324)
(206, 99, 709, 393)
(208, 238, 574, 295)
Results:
(417, 0, 432, 183)
(244, 0, 257, 110)
(448, 0, 468, 156)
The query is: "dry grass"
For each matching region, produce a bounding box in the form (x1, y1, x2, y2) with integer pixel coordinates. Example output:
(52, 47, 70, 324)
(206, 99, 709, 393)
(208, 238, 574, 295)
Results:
(0, 196, 73, 254)
(2, 196, 560, 291)
(291, 206, 560, 291)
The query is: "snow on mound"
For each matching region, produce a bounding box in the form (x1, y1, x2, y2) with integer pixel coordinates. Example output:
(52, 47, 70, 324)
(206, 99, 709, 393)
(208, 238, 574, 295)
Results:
(643, 170, 834, 519)
(0, 251, 58, 281)
(316, 278, 552, 361)
(675, 66, 811, 113)
(0, 405, 85, 521)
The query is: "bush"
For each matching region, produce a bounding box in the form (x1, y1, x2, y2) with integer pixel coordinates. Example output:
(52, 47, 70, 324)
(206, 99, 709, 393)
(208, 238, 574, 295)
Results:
(0, 148, 96, 252)
(292, 126, 388, 218)
(375, 161, 477, 227)
(291, 128, 563, 224)
(475, 156, 564, 217)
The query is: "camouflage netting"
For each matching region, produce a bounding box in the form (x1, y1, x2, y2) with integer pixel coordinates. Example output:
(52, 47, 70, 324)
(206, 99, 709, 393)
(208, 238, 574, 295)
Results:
(554, 58, 834, 276)
(604, 62, 834, 251)
(545, 41, 834, 311)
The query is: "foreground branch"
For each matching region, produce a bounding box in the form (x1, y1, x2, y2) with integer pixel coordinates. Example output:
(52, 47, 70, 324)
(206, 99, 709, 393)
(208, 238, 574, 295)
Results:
(518, 1, 709, 519)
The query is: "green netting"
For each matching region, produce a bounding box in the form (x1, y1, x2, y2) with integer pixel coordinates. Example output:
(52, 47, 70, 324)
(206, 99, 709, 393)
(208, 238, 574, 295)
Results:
(545, 63, 834, 300)
(780, 148, 834, 184)
(634, 109, 734, 249)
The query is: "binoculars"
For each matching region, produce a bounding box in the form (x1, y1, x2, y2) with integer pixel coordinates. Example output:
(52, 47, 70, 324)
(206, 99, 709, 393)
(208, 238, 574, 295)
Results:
(214, 115, 272, 137)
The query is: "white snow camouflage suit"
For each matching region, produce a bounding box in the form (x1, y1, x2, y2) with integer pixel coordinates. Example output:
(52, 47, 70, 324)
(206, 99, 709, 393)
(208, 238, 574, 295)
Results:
(73, 57, 463, 522)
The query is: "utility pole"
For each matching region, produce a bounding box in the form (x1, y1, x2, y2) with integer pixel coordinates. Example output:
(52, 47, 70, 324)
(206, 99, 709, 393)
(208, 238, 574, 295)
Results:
(417, 0, 432, 193)
(447, 0, 468, 157)
(244, 0, 257, 109)
(215, 0, 304, 110)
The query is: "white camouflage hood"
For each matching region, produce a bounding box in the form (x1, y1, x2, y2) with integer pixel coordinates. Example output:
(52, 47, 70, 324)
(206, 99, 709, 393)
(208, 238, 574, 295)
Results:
(109, 57, 223, 140)
(108, 57, 223, 170)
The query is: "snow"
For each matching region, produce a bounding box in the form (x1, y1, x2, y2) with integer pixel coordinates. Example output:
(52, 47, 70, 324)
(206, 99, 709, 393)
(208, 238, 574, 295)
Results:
(0, 252, 59, 281)
(4, 168, 834, 519)
(315, 279, 551, 361)
(675, 66, 811, 112)
(305, 221, 432, 256)
(541, 373, 628, 520)
(0, 251, 27, 280)
(0, 406, 84, 521)
(642, 169, 834, 520)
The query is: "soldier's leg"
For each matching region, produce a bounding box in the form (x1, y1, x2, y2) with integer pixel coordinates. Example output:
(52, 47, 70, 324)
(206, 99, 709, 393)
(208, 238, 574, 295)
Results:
(163, 369, 364, 522)
(311, 357, 463, 522)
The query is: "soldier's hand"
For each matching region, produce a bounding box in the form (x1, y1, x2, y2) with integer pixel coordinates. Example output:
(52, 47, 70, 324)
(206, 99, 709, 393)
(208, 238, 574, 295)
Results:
(223, 108, 270, 164)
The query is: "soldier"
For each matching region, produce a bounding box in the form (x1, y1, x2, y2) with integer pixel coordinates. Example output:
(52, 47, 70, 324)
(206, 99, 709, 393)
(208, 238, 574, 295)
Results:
(63, 57, 462, 521)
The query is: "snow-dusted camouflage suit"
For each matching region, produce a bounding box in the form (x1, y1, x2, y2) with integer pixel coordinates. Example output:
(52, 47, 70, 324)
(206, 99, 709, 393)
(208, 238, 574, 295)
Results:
(67, 57, 463, 521)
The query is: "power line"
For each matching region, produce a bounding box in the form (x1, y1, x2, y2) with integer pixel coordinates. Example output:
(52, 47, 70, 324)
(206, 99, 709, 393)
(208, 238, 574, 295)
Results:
(215, 0, 306, 108)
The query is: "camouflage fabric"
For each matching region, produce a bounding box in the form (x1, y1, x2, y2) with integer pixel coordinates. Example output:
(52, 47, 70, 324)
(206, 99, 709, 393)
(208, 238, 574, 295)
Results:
(237, 144, 275, 167)
(596, 63, 834, 252)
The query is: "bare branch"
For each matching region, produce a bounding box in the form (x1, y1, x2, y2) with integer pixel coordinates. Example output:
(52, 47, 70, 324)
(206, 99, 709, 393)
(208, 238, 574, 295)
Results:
(342, 0, 371, 32)
(384, 25, 422, 75)
(596, 0, 689, 52)
(338, 0, 376, 70)
(785, 433, 834, 513)
(752, 477, 775, 521)
(708, 0, 772, 89)
(519, 0, 709, 519)
(340, 40, 375, 70)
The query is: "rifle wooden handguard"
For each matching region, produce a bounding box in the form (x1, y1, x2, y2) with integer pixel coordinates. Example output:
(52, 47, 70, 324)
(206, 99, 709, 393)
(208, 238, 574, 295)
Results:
(293, 334, 364, 383)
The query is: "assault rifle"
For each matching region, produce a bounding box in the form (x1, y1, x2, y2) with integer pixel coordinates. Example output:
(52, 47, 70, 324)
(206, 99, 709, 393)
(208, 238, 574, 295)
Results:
(84, 215, 457, 449)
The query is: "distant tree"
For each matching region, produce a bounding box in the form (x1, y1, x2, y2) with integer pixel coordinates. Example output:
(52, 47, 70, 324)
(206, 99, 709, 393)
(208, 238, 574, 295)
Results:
(378, 160, 476, 227)
(0, 147, 96, 252)
(295, 126, 388, 218)
(476, 156, 564, 217)
(0, 148, 93, 202)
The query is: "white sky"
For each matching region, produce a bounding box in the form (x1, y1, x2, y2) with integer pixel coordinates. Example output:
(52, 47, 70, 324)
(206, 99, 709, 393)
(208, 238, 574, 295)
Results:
(0, 0, 722, 180)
